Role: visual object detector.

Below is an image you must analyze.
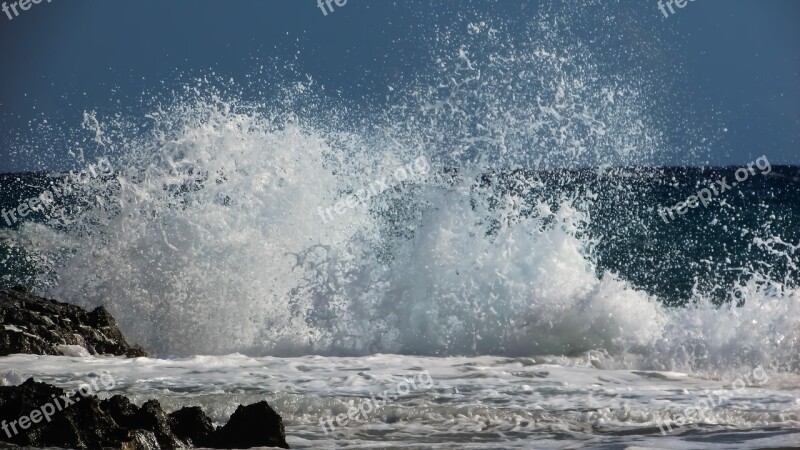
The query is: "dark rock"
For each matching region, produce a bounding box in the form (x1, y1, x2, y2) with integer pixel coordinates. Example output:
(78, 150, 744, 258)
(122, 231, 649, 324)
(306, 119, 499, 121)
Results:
(0, 378, 129, 448)
(0, 288, 146, 357)
(140, 400, 185, 449)
(169, 406, 214, 446)
(206, 401, 289, 449)
(0, 379, 290, 449)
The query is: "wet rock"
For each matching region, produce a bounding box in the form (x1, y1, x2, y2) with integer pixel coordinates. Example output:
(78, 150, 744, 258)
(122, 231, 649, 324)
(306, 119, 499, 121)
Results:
(206, 401, 289, 449)
(168, 406, 214, 447)
(0, 379, 290, 449)
(0, 288, 146, 357)
(0, 378, 129, 449)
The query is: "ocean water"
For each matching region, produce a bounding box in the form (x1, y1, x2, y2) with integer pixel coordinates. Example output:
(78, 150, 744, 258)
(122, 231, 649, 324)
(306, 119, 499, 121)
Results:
(1, 1, 799, 448)
(2, 353, 799, 449)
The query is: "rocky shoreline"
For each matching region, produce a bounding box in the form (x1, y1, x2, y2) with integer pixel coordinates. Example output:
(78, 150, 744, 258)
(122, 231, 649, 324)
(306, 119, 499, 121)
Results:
(0, 287, 146, 358)
(0, 288, 289, 449)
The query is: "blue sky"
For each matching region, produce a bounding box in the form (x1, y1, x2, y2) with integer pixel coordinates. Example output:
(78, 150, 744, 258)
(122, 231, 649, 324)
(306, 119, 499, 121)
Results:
(0, 0, 798, 172)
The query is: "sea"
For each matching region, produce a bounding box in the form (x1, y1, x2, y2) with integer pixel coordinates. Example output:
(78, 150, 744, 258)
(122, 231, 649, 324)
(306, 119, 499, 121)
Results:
(1, 3, 799, 448)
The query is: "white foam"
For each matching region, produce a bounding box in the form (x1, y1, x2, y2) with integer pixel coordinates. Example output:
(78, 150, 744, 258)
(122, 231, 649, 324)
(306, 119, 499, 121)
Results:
(4, 1, 795, 375)
(2, 354, 797, 448)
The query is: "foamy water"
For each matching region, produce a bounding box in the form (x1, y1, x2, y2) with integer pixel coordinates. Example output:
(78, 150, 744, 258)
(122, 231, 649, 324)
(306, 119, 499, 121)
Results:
(5, 97, 797, 373)
(2, 354, 798, 449)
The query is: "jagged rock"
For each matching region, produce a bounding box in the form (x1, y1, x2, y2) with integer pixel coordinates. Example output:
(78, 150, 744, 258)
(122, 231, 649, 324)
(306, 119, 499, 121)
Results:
(140, 400, 186, 449)
(0, 379, 290, 449)
(0, 288, 146, 357)
(0, 378, 129, 448)
(168, 406, 214, 447)
(206, 401, 289, 449)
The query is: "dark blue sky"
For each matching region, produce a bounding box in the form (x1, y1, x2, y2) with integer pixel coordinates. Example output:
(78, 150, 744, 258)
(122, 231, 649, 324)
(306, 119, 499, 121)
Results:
(0, 0, 798, 172)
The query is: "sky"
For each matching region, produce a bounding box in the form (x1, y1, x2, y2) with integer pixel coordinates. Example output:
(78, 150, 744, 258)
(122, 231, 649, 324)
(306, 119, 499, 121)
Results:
(0, 0, 798, 172)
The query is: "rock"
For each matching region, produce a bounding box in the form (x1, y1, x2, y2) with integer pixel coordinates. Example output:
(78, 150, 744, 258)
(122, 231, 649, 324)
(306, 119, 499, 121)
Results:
(0, 378, 129, 448)
(0, 288, 146, 357)
(140, 400, 186, 449)
(0, 379, 290, 449)
(168, 406, 214, 447)
(206, 401, 289, 449)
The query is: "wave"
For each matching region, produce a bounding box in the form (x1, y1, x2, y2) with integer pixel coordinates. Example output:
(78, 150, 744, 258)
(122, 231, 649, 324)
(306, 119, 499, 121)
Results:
(2, 0, 797, 373)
